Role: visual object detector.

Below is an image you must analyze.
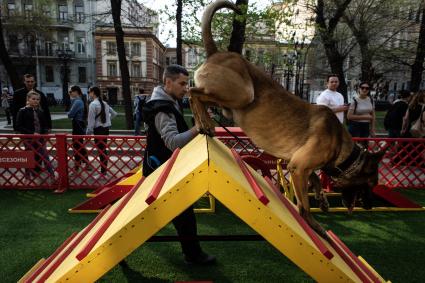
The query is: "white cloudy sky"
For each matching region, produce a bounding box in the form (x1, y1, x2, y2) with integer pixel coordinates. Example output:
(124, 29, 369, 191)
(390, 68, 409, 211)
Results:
(142, 0, 272, 47)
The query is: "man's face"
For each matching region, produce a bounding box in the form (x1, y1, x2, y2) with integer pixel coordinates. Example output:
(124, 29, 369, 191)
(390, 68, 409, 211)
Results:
(327, 76, 339, 91)
(165, 74, 189, 99)
(24, 76, 35, 90)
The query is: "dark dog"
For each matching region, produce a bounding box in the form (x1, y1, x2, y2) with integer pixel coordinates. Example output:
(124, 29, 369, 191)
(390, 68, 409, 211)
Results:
(189, 0, 384, 237)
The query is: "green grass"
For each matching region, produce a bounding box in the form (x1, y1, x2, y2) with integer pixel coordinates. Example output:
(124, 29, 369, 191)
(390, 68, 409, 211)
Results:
(1, 189, 425, 282)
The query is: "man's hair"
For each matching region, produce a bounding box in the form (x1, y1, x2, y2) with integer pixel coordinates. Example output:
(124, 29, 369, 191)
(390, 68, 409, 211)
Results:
(327, 74, 339, 82)
(163, 64, 189, 83)
(139, 88, 145, 94)
(23, 74, 34, 80)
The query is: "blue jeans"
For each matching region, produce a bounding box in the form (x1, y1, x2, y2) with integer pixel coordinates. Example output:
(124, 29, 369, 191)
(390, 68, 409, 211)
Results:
(134, 112, 144, 135)
(348, 121, 370, 137)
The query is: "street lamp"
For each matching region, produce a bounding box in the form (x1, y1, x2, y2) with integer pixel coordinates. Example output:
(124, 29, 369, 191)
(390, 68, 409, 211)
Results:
(57, 48, 74, 110)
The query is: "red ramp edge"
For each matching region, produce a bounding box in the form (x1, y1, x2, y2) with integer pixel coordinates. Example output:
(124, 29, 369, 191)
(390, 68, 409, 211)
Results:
(69, 185, 133, 212)
(264, 176, 333, 259)
(373, 185, 422, 208)
(327, 230, 381, 283)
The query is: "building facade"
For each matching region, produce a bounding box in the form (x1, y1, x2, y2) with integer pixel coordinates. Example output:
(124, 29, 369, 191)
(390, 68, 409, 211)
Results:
(0, 0, 97, 101)
(94, 26, 165, 102)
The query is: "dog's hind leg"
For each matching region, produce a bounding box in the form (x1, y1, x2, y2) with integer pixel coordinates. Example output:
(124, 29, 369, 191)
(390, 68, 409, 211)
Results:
(189, 87, 216, 136)
(309, 173, 329, 212)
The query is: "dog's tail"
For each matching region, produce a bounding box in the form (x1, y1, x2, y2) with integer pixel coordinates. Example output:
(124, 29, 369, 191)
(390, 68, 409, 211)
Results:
(202, 0, 241, 57)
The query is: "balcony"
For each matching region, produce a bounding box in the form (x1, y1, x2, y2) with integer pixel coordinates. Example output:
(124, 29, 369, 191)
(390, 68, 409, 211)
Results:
(51, 17, 74, 29)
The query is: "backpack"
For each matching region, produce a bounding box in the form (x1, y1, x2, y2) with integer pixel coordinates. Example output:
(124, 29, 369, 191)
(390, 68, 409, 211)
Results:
(136, 95, 147, 118)
(384, 100, 407, 130)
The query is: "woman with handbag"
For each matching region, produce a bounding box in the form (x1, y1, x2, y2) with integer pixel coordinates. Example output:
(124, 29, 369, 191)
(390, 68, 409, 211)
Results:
(347, 82, 376, 137)
(401, 91, 425, 138)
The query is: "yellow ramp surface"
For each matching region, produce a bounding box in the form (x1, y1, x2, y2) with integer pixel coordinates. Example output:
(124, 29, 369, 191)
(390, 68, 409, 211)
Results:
(22, 135, 386, 283)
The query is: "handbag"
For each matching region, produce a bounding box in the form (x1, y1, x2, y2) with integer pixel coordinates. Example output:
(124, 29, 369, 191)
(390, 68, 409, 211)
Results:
(410, 105, 425, 137)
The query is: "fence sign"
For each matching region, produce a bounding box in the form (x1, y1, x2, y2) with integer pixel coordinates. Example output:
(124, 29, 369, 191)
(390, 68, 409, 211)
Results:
(0, 151, 35, 168)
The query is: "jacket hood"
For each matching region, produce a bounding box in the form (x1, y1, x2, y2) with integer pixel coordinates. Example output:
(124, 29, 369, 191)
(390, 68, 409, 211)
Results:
(142, 86, 180, 124)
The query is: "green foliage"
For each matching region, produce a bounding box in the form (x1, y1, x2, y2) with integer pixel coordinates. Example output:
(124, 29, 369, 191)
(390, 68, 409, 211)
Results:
(159, 1, 296, 49)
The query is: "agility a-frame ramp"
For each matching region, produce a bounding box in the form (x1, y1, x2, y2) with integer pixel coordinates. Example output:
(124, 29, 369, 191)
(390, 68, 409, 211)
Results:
(20, 135, 389, 283)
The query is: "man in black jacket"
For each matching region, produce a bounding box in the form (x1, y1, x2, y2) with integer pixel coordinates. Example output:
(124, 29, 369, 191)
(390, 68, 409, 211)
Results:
(142, 65, 216, 265)
(384, 90, 411, 137)
(12, 74, 52, 132)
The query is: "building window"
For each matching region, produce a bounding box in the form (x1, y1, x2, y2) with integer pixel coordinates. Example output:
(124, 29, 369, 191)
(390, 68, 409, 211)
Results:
(7, 3, 16, 17)
(78, 67, 86, 83)
(45, 41, 53, 56)
(58, 4, 68, 22)
(124, 42, 130, 55)
(106, 41, 116, 55)
(45, 66, 54, 82)
(153, 46, 159, 63)
(25, 35, 36, 54)
(24, 3, 33, 19)
(41, 5, 50, 17)
(131, 62, 141, 77)
(107, 61, 117, 77)
(188, 48, 198, 66)
(76, 36, 86, 54)
(153, 64, 159, 79)
(75, 5, 84, 23)
(8, 34, 19, 53)
(131, 42, 141, 57)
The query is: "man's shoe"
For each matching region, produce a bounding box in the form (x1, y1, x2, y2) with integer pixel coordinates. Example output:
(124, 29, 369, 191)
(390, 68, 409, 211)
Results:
(184, 252, 216, 265)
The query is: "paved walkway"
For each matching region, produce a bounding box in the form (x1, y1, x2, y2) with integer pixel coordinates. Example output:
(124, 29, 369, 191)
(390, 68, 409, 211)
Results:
(0, 113, 134, 135)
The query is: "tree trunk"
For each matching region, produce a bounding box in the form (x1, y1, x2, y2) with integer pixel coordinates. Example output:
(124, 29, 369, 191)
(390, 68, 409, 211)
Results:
(228, 0, 248, 54)
(111, 0, 133, 129)
(176, 0, 183, 65)
(315, 0, 352, 102)
(324, 42, 348, 102)
(410, 6, 425, 92)
(0, 16, 21, 90)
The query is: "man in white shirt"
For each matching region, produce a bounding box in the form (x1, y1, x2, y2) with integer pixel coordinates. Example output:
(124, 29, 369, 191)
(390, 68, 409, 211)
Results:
(316, 75, 348, 123)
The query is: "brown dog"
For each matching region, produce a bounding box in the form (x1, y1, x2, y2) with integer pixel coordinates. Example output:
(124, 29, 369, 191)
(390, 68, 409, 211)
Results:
(189, 0, 384, 237)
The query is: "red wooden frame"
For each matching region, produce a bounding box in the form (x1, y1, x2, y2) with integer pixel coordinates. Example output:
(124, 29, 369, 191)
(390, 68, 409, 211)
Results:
(145, 148, 180, 204)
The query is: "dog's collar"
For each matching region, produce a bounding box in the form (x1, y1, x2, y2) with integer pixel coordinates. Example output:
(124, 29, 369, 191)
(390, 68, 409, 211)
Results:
(322, 144, 365, 178)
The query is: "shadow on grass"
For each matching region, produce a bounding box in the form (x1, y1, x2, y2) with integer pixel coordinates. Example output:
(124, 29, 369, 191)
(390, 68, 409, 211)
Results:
(119, 261, 171, 283)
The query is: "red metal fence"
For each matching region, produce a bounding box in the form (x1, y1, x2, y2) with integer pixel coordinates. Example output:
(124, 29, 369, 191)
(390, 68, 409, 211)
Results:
(0, 133, 423, 190)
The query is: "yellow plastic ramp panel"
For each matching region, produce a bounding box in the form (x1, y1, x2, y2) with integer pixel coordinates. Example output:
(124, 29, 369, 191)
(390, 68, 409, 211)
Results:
(25, 135, 209, 283)
(117, 167, 143, 186)
(206, 136, 385, 283)
(21, 135, 387, 283)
